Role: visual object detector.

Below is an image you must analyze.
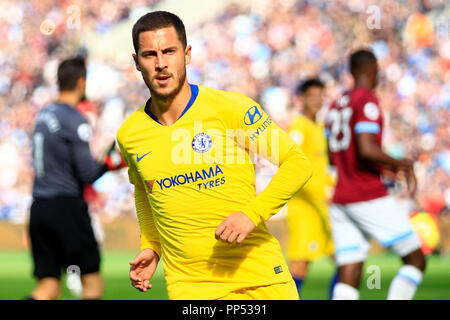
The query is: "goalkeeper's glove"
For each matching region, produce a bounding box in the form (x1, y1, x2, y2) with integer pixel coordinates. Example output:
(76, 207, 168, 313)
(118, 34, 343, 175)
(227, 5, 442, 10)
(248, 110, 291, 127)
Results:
(104, 141, 127, 170)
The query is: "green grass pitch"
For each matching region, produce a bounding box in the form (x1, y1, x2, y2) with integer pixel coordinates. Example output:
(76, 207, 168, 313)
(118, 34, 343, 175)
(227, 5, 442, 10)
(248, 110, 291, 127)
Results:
(1, 250, 449, 300)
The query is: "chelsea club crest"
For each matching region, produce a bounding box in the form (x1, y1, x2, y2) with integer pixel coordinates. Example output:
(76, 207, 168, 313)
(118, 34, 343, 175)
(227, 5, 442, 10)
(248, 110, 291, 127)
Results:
(192, 133, 212, 153)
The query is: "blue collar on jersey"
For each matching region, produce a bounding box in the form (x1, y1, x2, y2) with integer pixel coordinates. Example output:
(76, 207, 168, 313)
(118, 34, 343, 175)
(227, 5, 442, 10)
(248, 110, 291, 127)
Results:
(144, 83, 199, 125)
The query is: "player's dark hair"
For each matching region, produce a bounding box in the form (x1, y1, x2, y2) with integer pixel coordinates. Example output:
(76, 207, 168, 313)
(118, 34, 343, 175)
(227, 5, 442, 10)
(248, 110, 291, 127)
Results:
(350, 49, 377, 74)
(57, 57, 86, 92)
(296, 78, 324, 95)
(132, 11, 187, 54)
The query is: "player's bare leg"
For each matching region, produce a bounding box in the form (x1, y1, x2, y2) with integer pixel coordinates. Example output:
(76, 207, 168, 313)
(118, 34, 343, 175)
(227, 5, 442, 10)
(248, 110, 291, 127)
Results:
(289, 260, 309, 295)
(401, 249, 426, 271)
(338, 262, 364, 288)
(328, 255, 339, 299)
(30, 277, 61, 300)
(81, 272, 104, 299)
(387, 249, 426, 300)
(332, 262, 363, 300)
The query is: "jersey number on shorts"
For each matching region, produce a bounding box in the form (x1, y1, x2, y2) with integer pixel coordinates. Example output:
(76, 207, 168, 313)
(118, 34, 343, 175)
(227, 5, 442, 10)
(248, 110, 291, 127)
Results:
(327, 106, 353, 152)
(33, 132, 45, 178)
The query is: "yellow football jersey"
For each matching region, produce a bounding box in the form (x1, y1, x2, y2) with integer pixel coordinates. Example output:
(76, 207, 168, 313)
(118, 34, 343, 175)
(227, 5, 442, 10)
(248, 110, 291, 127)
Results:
(117, 84, 312, 299)
(288, 114, 332, 198)
(286, 114, 334, 261)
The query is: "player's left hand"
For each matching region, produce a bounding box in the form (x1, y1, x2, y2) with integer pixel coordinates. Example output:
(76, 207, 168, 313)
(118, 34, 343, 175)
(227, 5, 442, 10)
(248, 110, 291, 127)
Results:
(404, 164, 417, 198)
(215, 212, 256, 244)
(381, 165, 397, 180)
(397, 159, 417, 198)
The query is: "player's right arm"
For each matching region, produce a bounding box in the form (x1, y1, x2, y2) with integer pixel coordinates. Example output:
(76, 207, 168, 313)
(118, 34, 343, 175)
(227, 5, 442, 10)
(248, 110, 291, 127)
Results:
(117, 135, 162, 290)
(127, 175, 161, 291)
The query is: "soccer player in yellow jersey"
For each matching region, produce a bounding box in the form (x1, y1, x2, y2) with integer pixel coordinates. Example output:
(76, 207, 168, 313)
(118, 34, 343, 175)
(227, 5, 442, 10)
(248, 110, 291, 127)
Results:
(286, 79, 335, 297)
(116, 11, 313, 300)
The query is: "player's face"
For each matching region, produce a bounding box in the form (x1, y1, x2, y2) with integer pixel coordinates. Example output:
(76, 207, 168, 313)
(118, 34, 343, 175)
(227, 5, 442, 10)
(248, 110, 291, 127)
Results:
(133, 26, 191, 100)
(302, 86, 324, 116)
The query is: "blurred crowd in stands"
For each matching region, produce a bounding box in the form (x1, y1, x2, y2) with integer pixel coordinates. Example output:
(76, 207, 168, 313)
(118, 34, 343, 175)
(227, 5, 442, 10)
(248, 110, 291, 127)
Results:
(0, 0, 448, 229)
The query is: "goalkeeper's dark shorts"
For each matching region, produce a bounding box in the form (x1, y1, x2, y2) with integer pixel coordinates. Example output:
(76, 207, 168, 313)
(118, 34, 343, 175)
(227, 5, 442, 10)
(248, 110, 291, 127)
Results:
(29, 196, 101, 279)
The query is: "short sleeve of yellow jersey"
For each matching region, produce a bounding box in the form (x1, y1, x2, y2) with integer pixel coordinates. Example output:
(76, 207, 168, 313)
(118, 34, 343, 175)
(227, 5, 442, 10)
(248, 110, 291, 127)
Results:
(223, 92, 313, 225)
(117, 138, 162, 257)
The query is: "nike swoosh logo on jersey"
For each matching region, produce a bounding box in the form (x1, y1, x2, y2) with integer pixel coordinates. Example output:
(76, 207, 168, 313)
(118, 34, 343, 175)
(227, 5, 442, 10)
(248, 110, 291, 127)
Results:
(137, 151, 152, 162)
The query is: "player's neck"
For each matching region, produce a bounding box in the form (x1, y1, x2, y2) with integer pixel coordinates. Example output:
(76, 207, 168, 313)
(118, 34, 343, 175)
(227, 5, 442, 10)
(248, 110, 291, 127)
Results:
(354, 78, 373, 92)
(149, 82, 192, 126)
(303, 110, 316, 122)
(55, 92, 81, 108)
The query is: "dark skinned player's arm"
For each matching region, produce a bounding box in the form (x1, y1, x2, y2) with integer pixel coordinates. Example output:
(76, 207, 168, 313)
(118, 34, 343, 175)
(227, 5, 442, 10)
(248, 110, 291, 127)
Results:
(356, 132, 416, 196)
(326, 138, 333, 166)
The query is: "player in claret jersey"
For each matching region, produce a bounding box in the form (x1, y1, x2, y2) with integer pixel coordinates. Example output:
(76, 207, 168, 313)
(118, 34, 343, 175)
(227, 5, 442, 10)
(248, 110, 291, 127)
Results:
(326, 49, 426, 300)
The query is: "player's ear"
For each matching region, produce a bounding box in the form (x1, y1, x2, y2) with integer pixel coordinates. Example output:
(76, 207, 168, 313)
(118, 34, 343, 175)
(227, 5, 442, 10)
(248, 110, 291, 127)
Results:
(77, 77, 86, 92)
(132, 53, 141, 72)
(185, 45, 192, 65)
(75, 77, 86, 101)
